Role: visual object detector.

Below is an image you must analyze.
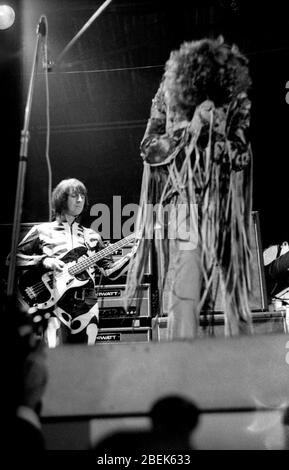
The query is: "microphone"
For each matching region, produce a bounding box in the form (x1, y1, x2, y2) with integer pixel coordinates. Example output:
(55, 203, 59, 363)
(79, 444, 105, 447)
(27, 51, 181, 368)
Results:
(37, 15, 54, 71)
(37, 15, 47, 37)
(42, 54, 54, 72)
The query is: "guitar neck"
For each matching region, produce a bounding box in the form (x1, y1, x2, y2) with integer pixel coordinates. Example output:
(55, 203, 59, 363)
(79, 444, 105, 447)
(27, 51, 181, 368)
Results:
(69, 234, 135, 275)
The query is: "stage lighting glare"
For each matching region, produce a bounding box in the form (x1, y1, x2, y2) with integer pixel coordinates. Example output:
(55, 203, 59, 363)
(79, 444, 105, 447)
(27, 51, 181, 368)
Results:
(0, 4, 15, 30)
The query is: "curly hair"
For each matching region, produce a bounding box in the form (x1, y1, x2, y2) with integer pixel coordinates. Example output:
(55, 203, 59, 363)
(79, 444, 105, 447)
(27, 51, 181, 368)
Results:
(51, 178, 88, 219)
(163, 36, 252, 119)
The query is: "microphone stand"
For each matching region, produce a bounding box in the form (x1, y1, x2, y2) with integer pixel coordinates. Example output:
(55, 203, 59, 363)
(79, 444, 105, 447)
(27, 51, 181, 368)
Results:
(7, 17, 46, 298)
(7, 0, 112, 296)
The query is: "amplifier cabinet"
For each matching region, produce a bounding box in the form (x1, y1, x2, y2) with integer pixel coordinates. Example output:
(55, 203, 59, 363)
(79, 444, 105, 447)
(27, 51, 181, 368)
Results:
(99, 316, 151, 329)
(161, 211, 268, 315)
(210, 211, 268, 312)
(198, 311, 288, 338)
(95, 283, 151, 318)
(96, 327, 152, 343)
(152, 311, 288, 341)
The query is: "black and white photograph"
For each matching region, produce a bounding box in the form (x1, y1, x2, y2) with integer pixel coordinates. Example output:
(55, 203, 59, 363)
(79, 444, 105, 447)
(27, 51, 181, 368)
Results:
(1, 0, 288, 456)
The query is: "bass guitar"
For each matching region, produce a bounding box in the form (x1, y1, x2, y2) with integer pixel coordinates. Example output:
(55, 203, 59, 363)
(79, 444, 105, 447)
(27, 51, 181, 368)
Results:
(18, 232, 136, 310)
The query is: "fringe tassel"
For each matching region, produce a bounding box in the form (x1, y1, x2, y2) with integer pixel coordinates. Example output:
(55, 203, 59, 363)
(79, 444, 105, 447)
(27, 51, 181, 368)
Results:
(125, 101, 253, 335)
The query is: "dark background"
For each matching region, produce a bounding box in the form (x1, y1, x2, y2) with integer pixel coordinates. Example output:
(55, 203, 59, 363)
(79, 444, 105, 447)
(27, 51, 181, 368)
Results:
(1, 0, 289, 250)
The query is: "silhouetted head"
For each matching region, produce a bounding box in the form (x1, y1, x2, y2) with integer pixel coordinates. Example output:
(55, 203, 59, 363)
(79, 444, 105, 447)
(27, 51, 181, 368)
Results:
(283, 406, 289, 450)
(150, 395, 200, 434)
(283, 406, 289, 425)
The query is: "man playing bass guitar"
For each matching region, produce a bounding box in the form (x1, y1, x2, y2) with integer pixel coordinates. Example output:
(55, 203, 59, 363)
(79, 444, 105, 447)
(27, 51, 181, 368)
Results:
(14, 178, 136, 346)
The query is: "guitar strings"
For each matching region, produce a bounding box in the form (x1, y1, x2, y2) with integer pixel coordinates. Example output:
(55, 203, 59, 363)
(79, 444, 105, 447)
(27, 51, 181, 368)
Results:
(67, 234, 135, 275)
(25, 234, 136, 299)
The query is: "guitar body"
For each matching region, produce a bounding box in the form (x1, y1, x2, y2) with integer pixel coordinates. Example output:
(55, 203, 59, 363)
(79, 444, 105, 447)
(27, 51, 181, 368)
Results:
(17, 231, 136, 311)
(18, 246, 91, 310)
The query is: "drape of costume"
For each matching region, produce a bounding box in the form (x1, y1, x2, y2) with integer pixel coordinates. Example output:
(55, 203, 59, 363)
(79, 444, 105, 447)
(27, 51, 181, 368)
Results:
(15, 220, 130, 344)
(126, 80, 253, 337)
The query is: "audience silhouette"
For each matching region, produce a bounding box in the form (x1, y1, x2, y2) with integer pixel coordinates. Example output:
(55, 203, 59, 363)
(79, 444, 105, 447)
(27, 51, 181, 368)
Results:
(4, 293, 48, 452)
(283, 405, 289, 450)
(92, 395, 200, 454)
